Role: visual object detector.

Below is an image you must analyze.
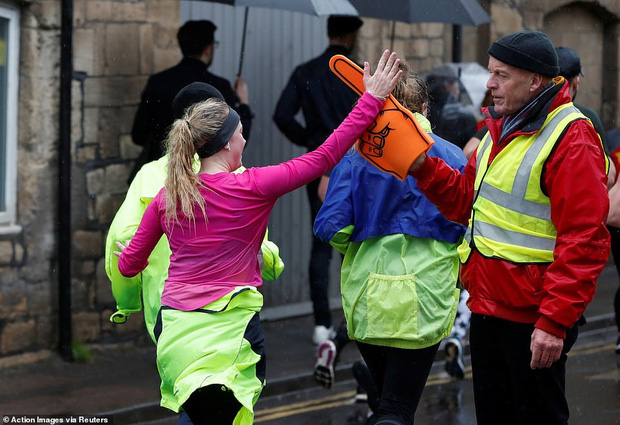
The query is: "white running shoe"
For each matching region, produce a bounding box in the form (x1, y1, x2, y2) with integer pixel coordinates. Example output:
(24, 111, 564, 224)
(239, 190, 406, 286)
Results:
(314, 340, 336, 389)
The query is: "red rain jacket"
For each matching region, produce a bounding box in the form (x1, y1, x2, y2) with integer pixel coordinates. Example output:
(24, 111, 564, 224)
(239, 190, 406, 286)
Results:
(412, 80, 610, 338)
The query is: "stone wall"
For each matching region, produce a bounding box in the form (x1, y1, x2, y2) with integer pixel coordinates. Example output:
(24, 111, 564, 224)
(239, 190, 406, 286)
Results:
(0, 0, 62, 357)
(357, 19, 451, 73)
(0, 0, 183, 357)
(70, 0, 181, 345)
(489, 0, 620, 128)
(1, 0, 620, 359)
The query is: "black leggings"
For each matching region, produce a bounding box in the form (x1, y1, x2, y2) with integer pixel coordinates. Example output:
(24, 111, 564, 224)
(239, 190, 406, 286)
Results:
(356, 341, 439, 424)
(182, 385, 242, 425)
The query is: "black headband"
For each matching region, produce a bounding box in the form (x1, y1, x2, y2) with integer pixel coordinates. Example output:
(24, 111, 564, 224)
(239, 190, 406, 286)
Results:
(196, 107, 241, 158)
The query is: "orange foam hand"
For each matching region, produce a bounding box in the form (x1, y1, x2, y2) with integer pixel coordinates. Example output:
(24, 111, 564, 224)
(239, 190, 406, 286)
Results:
(329, 55, 434, 180)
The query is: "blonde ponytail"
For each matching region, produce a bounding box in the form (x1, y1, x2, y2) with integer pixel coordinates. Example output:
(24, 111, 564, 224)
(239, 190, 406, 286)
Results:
(164, 98, 229, 226)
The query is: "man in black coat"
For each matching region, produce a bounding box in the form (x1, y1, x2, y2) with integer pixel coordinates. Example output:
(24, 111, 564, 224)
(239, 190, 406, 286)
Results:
(130, 20, 253, 183)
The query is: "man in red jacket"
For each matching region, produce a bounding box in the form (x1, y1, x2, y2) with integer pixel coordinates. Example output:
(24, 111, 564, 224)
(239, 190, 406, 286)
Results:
(409, 31, 609, 425)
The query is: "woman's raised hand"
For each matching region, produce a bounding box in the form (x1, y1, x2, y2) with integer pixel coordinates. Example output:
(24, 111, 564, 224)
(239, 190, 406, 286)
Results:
(363, 50, 402, 101)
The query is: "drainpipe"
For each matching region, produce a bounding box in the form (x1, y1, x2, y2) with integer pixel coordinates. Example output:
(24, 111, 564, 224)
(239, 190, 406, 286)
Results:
(58, 0, 74, 362)
(452, 24, 462, 63)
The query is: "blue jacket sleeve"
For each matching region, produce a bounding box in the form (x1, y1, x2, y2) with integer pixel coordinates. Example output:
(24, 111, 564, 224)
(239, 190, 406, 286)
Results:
(313, 156, 354, 251)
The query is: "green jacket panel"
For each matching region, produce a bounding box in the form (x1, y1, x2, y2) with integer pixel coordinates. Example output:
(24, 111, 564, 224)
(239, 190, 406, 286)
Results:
(340, 234, 460, 349)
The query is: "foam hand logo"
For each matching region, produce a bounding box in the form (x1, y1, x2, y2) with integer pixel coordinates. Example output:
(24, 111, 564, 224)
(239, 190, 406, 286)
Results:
(329, 55, 434, 180)
(359, 118, 392, 158)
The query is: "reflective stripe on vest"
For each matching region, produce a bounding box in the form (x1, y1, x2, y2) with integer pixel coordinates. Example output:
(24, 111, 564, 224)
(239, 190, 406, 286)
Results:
(460, 104, 585, 263)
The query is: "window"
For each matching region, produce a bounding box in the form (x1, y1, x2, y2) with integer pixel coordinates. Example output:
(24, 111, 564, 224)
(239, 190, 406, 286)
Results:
(0, 3, 19, 232)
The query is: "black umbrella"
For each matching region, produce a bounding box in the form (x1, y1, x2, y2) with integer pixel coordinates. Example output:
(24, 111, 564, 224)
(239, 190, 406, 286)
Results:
(196, 0, 359, 76)
(349, 0, 490, 25)
(349, 0, 491, 58)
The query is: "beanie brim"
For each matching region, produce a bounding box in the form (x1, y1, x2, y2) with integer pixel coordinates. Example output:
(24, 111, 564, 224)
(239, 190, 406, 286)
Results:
(489, 42, 559, 77)
(172, 82, 225, 119)
(488, 31, 560, 78)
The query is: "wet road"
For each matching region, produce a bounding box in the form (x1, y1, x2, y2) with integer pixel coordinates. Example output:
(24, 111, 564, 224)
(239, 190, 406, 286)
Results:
(253, 326, 620, 425)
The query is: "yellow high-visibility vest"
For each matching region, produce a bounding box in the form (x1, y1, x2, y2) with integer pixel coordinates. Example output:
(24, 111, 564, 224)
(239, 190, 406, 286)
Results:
(458, 103, 604, 264)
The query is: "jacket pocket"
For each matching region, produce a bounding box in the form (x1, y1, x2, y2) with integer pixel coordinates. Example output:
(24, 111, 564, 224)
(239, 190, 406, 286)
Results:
(365, 272, 418, 340)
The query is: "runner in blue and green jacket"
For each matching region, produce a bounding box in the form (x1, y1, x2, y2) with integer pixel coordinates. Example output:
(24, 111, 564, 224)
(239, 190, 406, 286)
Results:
(313, 65, 467, 424)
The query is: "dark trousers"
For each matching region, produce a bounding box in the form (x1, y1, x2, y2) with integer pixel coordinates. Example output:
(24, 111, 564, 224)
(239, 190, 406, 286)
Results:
(307, 178, 333, 328)
(608, 225, 620, 332)
(356, 341, 439, 424)
(469, 314, 578, 425)
(182, 385, 241, 425)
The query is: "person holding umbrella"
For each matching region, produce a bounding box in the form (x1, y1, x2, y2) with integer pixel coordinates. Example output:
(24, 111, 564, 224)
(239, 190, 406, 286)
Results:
(129, 20, 253, 184)
(114, 50, 402, 425)
(407, 30, 609, 425)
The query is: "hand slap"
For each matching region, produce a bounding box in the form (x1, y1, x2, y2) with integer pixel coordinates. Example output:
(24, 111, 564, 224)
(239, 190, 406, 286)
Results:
(363, 50, 402, 100)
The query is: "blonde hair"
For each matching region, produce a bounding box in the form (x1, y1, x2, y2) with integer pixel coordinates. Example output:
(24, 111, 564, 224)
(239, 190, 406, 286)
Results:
(391, 61, 428, 114)
(164, 98, 229, 225)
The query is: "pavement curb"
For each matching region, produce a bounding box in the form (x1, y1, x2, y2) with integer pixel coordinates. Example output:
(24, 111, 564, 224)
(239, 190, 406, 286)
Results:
(100, 313, 617, 424)
(99, 361, 359, 423)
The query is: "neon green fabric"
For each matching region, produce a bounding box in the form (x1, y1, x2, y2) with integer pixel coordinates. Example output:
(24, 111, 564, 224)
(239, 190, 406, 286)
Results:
(105, 156, 170, 341)
(458, 104, 587, 264)
(157, 287, 264, 423)
(330, 225, 355, 255)
(260, 229, 285, 282)
(339, 234, 460, 349)
(105, 156, 284, 341)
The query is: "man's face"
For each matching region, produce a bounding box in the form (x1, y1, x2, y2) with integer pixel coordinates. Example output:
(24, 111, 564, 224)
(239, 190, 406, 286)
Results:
(569, 75, 580, 101)
(486, 56, 538, 116)
(204, 43, 215, 68)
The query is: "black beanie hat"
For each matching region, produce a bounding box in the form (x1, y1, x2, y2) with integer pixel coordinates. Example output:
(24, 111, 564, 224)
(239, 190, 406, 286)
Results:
(556, 46, 584, 79)
(172, 82, 225, 119)
(488, 30, 559, 77)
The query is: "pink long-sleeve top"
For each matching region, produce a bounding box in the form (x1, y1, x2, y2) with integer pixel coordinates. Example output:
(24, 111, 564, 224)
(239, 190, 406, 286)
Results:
(118, 92, 383, 311)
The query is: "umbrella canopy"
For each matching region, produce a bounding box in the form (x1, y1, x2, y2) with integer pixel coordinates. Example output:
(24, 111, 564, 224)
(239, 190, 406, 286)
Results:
(443, 62, 489, 108)
(349, 0, 490, 26)
(202, 0, 358, 17)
